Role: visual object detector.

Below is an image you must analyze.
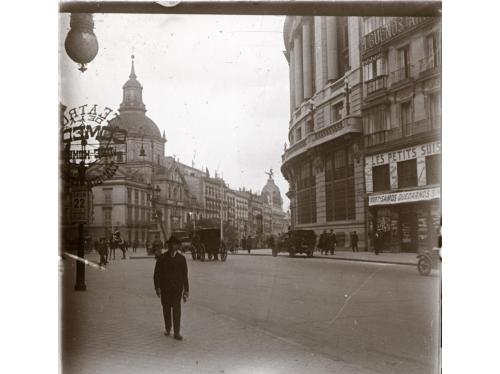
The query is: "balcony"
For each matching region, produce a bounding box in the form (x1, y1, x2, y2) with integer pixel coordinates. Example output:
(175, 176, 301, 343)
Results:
(390, 65, 413, 86)
(419, 53, 441, 75)
(365, 117, 441, 147)
(365, 75, 387, 95)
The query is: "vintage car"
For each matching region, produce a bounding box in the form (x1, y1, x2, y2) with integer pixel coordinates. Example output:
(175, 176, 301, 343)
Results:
(272, 230, 316, 257)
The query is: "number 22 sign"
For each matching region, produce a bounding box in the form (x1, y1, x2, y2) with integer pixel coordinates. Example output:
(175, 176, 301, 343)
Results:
(71, 187, 90, 224)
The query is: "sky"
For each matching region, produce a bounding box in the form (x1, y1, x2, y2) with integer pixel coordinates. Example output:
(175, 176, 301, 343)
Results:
(59, 13, 291, 209)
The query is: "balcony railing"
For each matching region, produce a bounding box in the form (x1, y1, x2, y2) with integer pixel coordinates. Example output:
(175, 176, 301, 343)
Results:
(390, 65, 413, 85)
(419, 53, 441, 75)
(364, 131, 387, 147)
(365, 75, 388, 95)
(404, 116, 441, 137)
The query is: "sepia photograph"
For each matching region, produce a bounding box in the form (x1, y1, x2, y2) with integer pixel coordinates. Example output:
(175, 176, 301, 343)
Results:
(58, 2, 442, 373)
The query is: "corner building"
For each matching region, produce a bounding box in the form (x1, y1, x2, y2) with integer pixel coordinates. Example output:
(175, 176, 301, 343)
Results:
(361, 17, 441, 252)
(281, 16, 367, 249)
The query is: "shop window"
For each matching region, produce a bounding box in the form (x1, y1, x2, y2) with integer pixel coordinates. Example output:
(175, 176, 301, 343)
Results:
(397, 159, 417, 188)
(426, 154, 441, 185)
(373, 164, 390, 192)
(331, 102, 343, 123)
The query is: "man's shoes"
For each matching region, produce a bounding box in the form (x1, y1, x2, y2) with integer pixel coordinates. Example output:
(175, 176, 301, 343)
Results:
(164, 330, 170, 336)
(174, 335, 183, 341)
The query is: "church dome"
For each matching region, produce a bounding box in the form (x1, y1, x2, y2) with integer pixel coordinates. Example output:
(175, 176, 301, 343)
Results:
(109, 112, 161, 138)
(108, 55, 162, 139)
(262, 171, 283, 208)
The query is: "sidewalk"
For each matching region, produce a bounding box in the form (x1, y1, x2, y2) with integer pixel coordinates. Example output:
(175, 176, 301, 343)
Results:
(234, 248, 418, 266)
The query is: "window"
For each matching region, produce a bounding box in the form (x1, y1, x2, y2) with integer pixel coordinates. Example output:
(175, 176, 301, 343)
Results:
(400, 101, 412, 132)
(337, 17, 350, 75)
(134, 189, 139, 205)
(134, 207, 139, 222)
(127, 188, 132, 204)
(296, 127, 302, 142)
(425, 33, 439, 69)
(373, 164, 390, 192)
(289, 131, 294, 145)
(103, 208, 112, 227)
(331, 102, 343, 123)
(428, 93, 441, 130)
(296, 160, 316, 224)
(363, 105, 390, 146)
(426, 154, 441, 185)
(363, 54, 387, 80)
(306, 119, 314, 134)
(103, 188, 112, 204)
(325, 147, 355, 221)
(127, 207, 132, 223)
(397, 159, 417, 188)
(396, 45, 410, 80)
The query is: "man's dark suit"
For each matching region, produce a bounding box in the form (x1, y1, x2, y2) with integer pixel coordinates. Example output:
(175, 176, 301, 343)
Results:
(153, 252, 189, 336)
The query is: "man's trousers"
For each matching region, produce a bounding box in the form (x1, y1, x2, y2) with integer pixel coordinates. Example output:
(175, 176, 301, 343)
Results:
(161, 288, 182, 335)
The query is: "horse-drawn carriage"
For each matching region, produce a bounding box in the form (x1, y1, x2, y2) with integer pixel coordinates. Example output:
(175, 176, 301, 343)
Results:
(191, 228, 228, 262)
(170, 230, 195, 254)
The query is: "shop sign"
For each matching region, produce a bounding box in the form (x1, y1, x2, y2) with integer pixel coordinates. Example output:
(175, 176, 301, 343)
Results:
(367, 140, 441, 167)
(369, 187, 440, 206)
(361, 17, 433, 54)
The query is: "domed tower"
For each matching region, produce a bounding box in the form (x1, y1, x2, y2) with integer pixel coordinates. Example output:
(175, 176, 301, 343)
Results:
(261, 169, 283, 209)
(109, 55, 166, 182)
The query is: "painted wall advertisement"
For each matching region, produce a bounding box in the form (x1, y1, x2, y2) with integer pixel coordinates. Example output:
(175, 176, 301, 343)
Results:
(369, 187, 440, 206)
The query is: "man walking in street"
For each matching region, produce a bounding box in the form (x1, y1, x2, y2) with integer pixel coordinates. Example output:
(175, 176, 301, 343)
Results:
(351, 231, 359, 252)
(132, 239, 138, 253)
(154, 236, 189, 341)
(328, 229, 337, 255)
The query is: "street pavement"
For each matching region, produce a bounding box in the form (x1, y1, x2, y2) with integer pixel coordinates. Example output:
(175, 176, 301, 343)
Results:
(61, 250, 439, 374)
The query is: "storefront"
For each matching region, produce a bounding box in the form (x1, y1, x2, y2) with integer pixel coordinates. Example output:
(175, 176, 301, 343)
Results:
(367, 186, 440, 252)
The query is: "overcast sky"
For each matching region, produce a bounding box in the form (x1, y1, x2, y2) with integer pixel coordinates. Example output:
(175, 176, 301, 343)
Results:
(60, 13, 290, 209)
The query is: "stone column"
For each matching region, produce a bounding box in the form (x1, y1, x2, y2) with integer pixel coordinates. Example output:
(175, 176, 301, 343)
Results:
(326, 17, 339, 81)
(293, 33, 304, 108)
(289, 48, 296, 113)
(302, 20, 313, 100)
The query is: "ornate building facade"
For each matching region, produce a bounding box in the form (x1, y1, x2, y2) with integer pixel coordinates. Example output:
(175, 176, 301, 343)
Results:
(281, 16, 367, 249)
(361, 17, 441, 252)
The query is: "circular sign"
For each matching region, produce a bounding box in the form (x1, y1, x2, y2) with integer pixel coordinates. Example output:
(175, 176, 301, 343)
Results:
(60, 104, 127, 186)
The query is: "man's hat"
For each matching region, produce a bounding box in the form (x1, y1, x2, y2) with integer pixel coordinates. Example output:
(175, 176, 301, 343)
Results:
(166, 235, 181, 245)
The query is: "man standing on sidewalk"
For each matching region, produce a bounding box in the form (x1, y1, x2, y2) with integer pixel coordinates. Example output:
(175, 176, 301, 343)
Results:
(328, 230, 337, 255)
(154, 235, 189, 341)
(351, 231, 359, 252)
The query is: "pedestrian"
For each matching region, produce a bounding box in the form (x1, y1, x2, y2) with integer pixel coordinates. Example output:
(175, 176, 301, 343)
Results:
(374, 230, 381, 255)
(246, 236, 252, 254)
(96, 239, 105, 266)
(132, 239, 138, 253)
(154, 235, 189, 341)
(351, 231, 359, 252)
(328, 229, 337, 255)
(152, 235, 163, 259)
(318, 230, 328, 255)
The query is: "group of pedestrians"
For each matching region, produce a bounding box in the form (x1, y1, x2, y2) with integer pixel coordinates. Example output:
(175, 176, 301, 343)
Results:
(317, 230, 337, 255)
